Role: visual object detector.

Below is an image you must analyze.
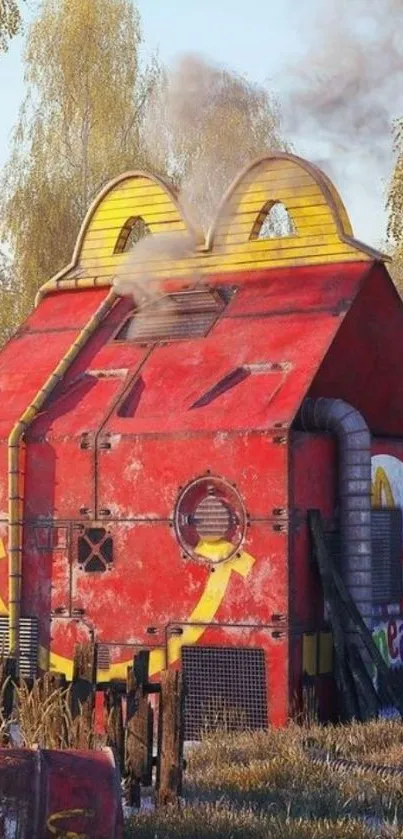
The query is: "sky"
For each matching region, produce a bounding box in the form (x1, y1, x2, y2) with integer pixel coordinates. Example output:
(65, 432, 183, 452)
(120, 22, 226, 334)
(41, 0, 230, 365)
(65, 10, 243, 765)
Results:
(0, 0, 398, 249)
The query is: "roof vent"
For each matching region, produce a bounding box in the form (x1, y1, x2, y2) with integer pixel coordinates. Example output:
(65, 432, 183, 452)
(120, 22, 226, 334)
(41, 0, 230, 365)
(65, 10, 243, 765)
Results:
(115, 288, 226, 344)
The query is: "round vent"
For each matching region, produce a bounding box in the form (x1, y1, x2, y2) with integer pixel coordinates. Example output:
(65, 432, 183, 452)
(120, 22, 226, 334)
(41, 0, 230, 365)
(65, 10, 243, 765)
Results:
(174, 476, 246, 562)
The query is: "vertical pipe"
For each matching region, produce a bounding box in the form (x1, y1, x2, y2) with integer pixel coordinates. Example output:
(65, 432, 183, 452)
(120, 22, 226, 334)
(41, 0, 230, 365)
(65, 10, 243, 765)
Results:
(300, 397, 372, 626)
(7, 289, 117, 663)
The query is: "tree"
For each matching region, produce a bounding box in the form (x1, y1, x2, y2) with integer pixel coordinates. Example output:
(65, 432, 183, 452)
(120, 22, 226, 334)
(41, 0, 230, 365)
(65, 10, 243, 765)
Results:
(0, 0, 24, 52)
(141, 55, 289, 231)
(0, 0, 160, 330)
(386, 119, 403, 296)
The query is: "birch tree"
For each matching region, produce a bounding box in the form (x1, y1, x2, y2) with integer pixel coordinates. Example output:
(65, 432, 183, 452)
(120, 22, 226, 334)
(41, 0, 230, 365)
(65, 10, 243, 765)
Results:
(1, 0, 160, 328)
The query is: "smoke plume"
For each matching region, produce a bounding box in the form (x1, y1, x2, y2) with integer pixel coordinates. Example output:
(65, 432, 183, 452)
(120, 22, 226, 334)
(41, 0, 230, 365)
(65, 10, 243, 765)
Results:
(114, 54, 285, 306)
(278, 0, 403, 241)
(141, 54, 285, 231)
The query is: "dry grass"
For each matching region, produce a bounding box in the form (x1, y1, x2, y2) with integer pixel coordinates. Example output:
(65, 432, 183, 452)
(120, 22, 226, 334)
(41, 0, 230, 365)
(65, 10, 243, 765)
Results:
(126, 721, 403, 838)
(5, 675, 403, 838)
(0, 677, 101, 750)
(125, 805, 385, 839)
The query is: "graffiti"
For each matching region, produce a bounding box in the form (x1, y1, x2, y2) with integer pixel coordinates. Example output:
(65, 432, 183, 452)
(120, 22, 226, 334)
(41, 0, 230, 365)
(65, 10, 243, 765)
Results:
(46, 807, 94, 838)
(371, 454, 403, 518)
(373, 617, 403, 667)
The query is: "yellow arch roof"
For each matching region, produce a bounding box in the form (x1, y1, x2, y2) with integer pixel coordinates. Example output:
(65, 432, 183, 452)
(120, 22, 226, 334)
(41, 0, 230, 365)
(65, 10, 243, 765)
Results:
(37, 153, 387, 302)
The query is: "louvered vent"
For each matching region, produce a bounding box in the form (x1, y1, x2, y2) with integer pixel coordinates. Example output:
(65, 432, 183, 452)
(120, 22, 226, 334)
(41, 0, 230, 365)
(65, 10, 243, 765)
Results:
(0, 617, 39, 679)
(325, 510, 403, 604)
(372, 508, 402, 603)
(191, 495, 233, 539)
(115, 288, 225, 343)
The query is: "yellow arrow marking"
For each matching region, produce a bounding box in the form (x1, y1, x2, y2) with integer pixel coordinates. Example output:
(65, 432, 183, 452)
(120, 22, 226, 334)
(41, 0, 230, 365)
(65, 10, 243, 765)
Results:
(167, 539, 255, 665)
(2, 538, 256, 681)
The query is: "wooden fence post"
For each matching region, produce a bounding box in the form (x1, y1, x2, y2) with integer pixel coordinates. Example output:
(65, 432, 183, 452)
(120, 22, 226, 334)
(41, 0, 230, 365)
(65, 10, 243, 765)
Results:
(0, 658, 16, 741)
(71, 642, 97, 747)
(156, 670, 184, 808)
(104, 683, 125, 775)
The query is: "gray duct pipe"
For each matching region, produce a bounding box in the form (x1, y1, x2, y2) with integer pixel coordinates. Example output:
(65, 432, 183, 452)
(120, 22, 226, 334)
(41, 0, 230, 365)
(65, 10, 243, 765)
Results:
(300, 397, 372, 627)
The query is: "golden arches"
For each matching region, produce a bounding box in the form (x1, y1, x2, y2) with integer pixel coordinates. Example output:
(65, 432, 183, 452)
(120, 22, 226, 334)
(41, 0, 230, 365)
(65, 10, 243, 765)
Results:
(37, 153, 387, 302)
(372, 466, 395, 508)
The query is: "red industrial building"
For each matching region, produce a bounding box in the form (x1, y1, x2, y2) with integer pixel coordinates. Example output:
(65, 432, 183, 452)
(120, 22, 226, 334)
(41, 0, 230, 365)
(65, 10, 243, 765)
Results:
(0, 153, 401, 731)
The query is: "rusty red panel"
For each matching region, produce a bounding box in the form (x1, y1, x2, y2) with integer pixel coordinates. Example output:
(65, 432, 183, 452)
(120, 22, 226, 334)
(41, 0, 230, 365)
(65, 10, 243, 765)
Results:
(0, 332, 82, 441)
(225, 261, 368, 317)
(97, 433, 288, 519)
(23, 288, 110, 332)
(290, 432, 335, 626)
(309, 262, 403, 436)
(0, 260, 383, 728)
(96, 311, 351, 437)
(0, 747, 123, 838)
(24, 441, 93, 520)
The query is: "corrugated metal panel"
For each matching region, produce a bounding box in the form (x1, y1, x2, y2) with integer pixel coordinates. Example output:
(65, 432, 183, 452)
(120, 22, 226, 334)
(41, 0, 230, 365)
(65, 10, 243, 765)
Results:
(372, 509, 403, 603)
(325, 511, 403, 604)
(182, 646, 267, 739)
(0, 617, 38, 679)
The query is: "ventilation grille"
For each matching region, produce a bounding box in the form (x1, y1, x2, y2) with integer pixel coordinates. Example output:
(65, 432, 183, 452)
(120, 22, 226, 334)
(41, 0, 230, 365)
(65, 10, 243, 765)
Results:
(191, 495, 232, 539)
(0, 617, 39, 680)
(372, 509, 402, 603)
(97, 644, 112, 671)
(325, 510, 403, 604)
(182, 646, 267, 739)
(115, 288, 225, 344)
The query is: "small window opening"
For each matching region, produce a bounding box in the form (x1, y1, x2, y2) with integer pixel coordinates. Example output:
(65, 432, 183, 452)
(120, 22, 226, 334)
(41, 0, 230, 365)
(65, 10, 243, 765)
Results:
(114, 216, 151, 254)
(250, 201, 297, 240)
(78, 528, 113, 573)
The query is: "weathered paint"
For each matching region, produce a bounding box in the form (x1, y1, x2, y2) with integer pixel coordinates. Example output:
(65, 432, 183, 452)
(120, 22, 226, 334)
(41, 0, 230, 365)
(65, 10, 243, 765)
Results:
(0, 747, 123, 838)
(0, 153, 401, 727)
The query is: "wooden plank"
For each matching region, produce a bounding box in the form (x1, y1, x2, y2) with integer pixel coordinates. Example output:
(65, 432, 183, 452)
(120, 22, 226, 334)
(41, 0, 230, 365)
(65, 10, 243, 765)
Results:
(230, 185, 324, 208)
(0, 657, 16, 728)
(104, 683, 125, 774)
(82, 219, 187, 246)
(92, 201, 181, 222)
(225, 197, 329, 215)
(87, 208, 182, 228)
(101, 183, 175, 201)
(76, 249, 367, 282)
(213, 219, 338, 237)
(80, 239, 361, 275)
(126, 660, 151, 808)
(308, 510, 403, 717)
(156, 670, 184, 808)
(70, 642, 97, 735)
(231, 170, 314, 191)
(97, 190, 178, 209)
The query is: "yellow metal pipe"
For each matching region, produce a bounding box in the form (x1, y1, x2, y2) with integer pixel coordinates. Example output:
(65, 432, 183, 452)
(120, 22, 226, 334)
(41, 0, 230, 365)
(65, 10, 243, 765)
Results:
(8, 288, 117, 662)
(35, 276, 113, 306)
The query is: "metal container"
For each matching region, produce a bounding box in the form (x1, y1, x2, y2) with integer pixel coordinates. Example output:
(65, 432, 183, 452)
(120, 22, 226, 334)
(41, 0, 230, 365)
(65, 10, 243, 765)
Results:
(0, 746, 124, 838)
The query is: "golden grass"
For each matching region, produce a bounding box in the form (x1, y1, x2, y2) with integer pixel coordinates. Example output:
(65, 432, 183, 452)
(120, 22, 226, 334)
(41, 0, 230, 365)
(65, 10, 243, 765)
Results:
(126, 721, 403, 838)
(4, 676, 403, 837)
(1, 677, 100, 750)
